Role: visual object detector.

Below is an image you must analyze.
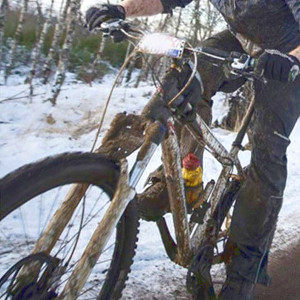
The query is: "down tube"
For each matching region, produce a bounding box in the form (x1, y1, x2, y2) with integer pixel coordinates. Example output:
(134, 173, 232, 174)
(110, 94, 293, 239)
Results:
(161, 118, 191, 267)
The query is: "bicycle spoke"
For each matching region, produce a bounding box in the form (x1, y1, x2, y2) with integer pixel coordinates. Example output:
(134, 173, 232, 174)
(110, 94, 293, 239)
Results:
(42, 187, 62, 233)
(64, 195, 86, 266)
(78, 281, 103, 298)
(38, 195, 43, 237)
(53, 197, 111, 259)
(101, 242, 115, 255)
(57, 215, 82, 259)
(18, 207, 29, 248)
(60, 226, 73, 260)
(53, 194, 86, 259)
(95, 258, 112, 265)
(0, 229, 16, 252)
(84, 190, 106, 222)
(84, 199, 110, 226)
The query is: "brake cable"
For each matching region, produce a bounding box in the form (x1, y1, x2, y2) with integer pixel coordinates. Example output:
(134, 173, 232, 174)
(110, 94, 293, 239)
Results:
(90, 50, 138, 152)
(167, 42, 199, 107)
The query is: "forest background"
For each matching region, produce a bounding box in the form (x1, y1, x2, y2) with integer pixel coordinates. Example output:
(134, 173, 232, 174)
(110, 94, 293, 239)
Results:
(1, 0, 230, 107)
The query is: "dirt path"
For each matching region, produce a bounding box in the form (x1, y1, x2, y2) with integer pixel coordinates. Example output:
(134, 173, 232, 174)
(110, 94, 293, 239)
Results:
(255, 241, 300, 299)
(123, 241, 300, 300)
(122, 220, 300, 300)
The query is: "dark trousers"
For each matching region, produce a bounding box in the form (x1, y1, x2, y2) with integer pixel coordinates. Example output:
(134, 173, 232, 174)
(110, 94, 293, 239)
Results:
(186, 30, 300, 283)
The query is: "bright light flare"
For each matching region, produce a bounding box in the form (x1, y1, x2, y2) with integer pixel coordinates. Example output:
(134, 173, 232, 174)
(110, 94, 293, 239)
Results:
(137, 33, 186, 58)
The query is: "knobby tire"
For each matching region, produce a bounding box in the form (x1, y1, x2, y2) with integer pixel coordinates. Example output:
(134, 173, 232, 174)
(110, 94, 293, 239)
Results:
(0, 152, 140, 300)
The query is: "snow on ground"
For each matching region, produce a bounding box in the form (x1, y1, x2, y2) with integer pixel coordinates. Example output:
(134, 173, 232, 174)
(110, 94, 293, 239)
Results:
(1, 73, 300, 299)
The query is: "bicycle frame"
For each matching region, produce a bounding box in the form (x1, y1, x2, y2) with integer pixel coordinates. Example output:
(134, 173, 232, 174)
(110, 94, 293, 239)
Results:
(15, 29, 256, 298)
(21, 96, 253, 298)
(157, 94, 254, 268)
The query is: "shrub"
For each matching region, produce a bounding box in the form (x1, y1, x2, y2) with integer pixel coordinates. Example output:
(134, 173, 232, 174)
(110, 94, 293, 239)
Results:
(76, 62, 113, 84)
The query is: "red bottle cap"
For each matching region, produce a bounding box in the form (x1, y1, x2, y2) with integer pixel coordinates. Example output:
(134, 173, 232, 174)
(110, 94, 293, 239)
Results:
(182, 153, 200, 170)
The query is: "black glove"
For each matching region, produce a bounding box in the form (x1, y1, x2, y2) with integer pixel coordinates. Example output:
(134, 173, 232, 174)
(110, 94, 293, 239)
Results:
(255, 49, 300, 82)
(85, 4, 125, 31)
(169, 66, 203, 122)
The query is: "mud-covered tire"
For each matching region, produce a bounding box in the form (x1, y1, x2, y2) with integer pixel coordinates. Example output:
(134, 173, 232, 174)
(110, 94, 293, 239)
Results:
(0, 152, 139, 300)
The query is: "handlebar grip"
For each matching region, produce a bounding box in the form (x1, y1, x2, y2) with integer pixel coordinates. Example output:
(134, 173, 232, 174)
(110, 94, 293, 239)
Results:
(249, 58, 299, 82)
(289, 65, 300, 82)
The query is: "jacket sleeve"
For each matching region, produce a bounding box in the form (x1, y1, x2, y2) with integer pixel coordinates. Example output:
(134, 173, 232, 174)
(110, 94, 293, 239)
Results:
(286, 0, 300, 29)
(160, 0, 193, 13)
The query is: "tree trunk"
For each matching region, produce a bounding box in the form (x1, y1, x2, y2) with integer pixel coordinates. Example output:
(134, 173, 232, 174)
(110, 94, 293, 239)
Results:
(205, 0, 213, 39)
(4, 0, 28, 82)
(134, 56, 148, 88)
(132, 17, 150, 87)
(92, 35, 107, 70)
(125, 53, 138, 84)
(116, 42, 132, 86)
(192, 0, 201, 45)
(59, 0, 66, 15)
(0, 0, 9, 71)
(26, 0, 55, 95)
(35, 0, 44, 39)
(175, 8, 182, 37)
(199, 0, 222, 41)
(143, 55, 154, 82)
(43, 0, 70, 84)
(133, 15, 169, 87)
(48, 0, 80, 105)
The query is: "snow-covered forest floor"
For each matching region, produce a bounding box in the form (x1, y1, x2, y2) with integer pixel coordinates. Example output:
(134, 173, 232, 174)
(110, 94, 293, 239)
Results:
(1, 72, 300, 299)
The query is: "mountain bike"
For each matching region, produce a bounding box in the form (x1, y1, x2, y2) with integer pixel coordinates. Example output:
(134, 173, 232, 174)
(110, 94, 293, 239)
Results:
(1, 20, 297, 300)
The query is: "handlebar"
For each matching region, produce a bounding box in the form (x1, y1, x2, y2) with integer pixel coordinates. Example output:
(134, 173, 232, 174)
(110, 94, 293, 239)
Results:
(98, 19, 299, 83)
(100, 19, 131, 37)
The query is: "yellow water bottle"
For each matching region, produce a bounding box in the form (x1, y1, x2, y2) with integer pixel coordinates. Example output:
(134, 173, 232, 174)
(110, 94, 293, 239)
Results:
(182, 153, 204, 209)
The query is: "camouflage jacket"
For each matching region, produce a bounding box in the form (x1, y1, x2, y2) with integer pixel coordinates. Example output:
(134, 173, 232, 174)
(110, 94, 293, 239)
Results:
(161, 0, 300, 52)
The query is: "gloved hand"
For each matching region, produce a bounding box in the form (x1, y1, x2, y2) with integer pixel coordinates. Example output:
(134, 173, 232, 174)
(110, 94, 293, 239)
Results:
(167, 65, 203, 122)
(85, 4, 126, 31)
(255, 49, 300, 82)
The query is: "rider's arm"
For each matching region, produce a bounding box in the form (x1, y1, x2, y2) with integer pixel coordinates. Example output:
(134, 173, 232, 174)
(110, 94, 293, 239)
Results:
(120, 0, 192, 17)
(285, 0, 300, 60)
(285, 0, 300, 27)
(120, 0, 163, 17)
(289, 45, 300, 62)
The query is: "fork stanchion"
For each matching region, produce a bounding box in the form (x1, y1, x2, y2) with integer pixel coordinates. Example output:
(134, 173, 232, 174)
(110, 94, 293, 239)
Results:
(58, 160, 135, 299)
(130, 121, 166, 188)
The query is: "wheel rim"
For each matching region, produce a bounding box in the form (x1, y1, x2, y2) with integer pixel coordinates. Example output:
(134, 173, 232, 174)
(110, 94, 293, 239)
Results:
(0, 183, 122, 299)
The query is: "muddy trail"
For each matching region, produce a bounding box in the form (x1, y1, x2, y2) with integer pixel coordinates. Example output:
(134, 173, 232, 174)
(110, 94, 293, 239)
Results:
(255, 240, 300, 299)
(123, 238, 300, 299)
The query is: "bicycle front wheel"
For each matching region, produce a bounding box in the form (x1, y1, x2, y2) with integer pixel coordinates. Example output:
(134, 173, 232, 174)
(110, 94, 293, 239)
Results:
(0, 152, 139, 299)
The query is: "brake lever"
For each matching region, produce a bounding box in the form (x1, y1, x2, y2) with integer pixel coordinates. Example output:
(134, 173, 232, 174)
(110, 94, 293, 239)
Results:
(100, 19, 125, 37)
(229, 53, 268, 83)
(230, 54, 255, 72)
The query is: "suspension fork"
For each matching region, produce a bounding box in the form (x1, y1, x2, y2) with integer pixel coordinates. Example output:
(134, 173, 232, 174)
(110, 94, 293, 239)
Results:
(58, 121, 166, 299)
(58, 160, 135, 299)
(15, 120, 165, 299)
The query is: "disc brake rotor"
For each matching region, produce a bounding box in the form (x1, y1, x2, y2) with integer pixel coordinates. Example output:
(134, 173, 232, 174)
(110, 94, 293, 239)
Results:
(0, 253, 62, 299)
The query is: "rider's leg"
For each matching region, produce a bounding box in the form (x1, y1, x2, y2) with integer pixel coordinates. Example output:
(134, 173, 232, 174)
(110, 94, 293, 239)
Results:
(137, 30, 246, 220)
(180, 29, 247, 158)
(219, 77, 300, 300)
